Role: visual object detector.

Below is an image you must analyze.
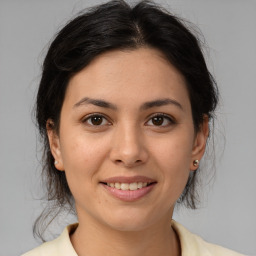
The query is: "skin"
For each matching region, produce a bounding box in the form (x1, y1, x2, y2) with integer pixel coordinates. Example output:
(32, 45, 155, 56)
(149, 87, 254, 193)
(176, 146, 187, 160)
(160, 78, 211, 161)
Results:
(48, 48, 209, 256)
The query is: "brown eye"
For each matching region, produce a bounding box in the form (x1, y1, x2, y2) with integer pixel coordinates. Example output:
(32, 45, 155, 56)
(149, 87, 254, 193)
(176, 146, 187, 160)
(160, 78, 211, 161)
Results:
(152, 116, 164, 126)
(146, 114, 174, 127)
(84, 114, 109, 126)
(90, 116, 103, 125)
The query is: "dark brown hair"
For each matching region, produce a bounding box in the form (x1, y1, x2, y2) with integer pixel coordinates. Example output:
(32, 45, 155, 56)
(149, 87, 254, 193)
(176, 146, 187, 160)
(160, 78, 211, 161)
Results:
(34, 0, 218, 240)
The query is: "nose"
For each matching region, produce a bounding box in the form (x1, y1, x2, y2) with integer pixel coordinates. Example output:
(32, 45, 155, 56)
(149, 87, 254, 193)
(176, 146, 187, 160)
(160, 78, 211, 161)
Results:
(109, 124, 148, 168)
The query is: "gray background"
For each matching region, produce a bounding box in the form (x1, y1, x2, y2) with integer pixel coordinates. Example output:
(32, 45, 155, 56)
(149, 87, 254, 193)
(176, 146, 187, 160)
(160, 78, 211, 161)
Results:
(0, 0, 255, 255)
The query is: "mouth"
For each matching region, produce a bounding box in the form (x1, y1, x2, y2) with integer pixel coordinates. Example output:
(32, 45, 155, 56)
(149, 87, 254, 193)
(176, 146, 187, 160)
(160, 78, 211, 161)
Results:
(101, 181, 156, 191)
(100, 176, 157, 201)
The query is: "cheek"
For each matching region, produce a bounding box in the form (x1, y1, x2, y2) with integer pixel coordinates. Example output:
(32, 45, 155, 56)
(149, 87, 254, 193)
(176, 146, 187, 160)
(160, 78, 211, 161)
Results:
(151, 132, 194, 193)
(59, 134, 109, 210)
(61, 129, 106, 162)
(152, 133, 193, 169)
(59, 132, 110, 186)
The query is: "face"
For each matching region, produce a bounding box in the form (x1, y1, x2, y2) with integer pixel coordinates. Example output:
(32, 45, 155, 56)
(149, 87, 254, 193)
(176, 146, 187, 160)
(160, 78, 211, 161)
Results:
(48, 48, 208, 232)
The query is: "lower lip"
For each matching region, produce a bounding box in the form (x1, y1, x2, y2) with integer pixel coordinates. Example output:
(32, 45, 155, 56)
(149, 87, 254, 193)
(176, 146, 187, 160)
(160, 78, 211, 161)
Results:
(101, 183, 156, 202)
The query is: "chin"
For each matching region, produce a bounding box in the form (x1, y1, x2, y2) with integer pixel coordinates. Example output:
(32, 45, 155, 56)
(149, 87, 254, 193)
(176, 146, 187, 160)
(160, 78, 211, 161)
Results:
(100, 208, 158, 232)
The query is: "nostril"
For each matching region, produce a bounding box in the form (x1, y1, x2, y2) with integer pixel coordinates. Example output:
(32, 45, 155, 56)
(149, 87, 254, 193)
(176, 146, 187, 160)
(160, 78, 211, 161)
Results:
(114, 159, 142, 167)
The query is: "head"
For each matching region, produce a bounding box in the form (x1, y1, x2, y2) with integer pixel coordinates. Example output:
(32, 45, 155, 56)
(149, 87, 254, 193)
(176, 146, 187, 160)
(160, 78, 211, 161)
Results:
(35, 0, 218, 237)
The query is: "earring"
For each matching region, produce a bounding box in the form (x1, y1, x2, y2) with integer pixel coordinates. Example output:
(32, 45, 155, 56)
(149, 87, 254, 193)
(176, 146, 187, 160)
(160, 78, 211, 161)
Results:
(193, 159, 199, 167)
(54, 160, 58, 165)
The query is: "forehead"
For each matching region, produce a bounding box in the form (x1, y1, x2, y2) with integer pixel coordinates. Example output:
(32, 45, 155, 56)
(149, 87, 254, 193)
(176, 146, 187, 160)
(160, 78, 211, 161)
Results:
(65, 48, 190, 110)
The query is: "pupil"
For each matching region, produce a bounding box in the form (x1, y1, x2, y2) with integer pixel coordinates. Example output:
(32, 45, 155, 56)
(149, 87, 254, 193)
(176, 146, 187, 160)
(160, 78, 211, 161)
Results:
(91, 116, 102, 125)
(152, 116, 163, 126)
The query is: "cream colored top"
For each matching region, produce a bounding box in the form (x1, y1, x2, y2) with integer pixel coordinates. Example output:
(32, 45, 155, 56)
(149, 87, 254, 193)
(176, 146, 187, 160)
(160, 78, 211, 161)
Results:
(22, 220, 246, 256)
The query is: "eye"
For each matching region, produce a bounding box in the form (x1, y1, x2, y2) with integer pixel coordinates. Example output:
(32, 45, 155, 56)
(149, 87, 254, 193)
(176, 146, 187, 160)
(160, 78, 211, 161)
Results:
(146, 114, 175, 127)
(83, 114, 110, 126)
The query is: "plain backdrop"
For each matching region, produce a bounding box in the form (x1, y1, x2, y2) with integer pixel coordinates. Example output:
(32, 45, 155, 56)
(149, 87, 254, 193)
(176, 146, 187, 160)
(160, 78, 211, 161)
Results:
(0, 0, 255, 255)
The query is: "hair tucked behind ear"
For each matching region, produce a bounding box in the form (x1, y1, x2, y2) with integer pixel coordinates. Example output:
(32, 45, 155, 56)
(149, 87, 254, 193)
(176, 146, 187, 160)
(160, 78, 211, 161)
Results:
(34, 0, 218, 240)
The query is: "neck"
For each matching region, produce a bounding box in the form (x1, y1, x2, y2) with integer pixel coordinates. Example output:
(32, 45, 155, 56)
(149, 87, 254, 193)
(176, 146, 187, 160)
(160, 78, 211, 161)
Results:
(70, 216, 181, 256)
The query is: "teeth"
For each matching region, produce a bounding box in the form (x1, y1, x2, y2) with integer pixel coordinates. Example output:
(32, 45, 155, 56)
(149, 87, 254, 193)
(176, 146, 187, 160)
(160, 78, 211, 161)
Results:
(107, 182, 149, 190)
(114, 182, 121, 189)
(129, 182, 138, 191)
(120, 183, 129, 190)
(137, 182, 143, 189)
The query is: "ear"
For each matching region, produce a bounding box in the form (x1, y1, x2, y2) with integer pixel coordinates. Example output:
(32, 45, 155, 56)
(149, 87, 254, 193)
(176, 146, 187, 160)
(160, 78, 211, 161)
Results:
(46, 119, 64, 171)
(190, 116, 209, 171)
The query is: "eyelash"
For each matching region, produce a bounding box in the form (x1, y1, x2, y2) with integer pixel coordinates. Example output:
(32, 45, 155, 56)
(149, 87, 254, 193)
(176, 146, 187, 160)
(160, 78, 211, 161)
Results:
(82, 113, 175, 127)
(146, 113, 175, 127)
(82, 113, 111, 127)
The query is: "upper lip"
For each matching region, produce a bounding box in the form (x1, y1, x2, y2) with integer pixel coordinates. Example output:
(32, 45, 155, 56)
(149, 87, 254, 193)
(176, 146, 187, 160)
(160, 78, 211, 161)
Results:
(101, 175, 156, 184)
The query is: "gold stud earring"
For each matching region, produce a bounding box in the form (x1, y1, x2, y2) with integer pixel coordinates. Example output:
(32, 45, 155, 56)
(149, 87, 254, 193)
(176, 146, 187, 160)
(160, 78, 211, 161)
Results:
(193, 159, 199, 167)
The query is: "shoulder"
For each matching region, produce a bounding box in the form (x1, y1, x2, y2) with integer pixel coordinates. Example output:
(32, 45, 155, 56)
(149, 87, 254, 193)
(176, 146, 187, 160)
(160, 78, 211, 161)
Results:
(171, 220, 246, 256)
(21, 224, 78, 256)
(22, 221, 246, 256)
(21, 239, 59, 256)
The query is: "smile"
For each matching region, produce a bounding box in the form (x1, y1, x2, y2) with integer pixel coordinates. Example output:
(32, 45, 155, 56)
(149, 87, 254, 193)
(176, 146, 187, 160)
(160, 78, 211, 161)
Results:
(100, 176, 157, 201)
(106, 182, 149, 191)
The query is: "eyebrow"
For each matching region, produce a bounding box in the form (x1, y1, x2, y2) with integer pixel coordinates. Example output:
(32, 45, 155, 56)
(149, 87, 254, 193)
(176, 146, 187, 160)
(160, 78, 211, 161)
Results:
(140, 98, 183, 111)
(73, 97, 117, 110)
(73, 97, 183, 111)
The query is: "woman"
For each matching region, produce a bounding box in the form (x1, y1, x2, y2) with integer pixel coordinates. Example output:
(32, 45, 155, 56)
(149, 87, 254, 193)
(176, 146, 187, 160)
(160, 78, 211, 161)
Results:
(22, 0, 245, 255)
